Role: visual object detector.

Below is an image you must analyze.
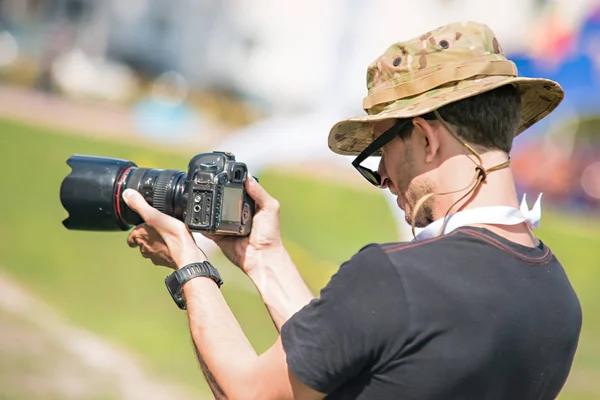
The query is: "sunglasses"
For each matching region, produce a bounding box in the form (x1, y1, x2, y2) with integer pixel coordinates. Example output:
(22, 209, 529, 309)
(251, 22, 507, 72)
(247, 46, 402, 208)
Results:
(351, 119, 411, 187)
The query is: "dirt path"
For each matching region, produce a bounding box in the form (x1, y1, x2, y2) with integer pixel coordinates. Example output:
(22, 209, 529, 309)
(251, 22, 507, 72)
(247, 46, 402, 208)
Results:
(0, 271, 204, 400)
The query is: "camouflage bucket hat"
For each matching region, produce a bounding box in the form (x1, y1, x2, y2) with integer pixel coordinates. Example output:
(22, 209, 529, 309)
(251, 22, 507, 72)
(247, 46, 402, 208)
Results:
(328, 21, 565, 156)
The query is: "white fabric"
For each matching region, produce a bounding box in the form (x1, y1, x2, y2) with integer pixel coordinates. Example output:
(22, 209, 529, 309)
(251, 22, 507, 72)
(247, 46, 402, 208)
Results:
(413, 193, 543, 242)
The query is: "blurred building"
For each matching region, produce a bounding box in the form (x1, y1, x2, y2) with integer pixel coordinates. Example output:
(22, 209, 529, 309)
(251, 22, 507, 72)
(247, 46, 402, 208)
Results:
(2, 0, 599, 240)
(1, 0, 597, 109)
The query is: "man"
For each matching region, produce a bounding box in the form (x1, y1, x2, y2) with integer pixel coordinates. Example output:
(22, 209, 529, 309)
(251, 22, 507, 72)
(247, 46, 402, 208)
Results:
(123, 21, 582, 399)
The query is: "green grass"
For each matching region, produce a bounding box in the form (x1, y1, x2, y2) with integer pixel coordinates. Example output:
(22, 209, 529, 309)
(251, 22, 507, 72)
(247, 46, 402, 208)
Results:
(534, 212, 600, 399)
(0, 118, 397, 397)
(0, 117, 599, 399)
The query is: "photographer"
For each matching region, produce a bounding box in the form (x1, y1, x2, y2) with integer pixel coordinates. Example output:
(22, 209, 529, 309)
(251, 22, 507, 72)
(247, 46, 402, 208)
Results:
(123, 21, 582, 399)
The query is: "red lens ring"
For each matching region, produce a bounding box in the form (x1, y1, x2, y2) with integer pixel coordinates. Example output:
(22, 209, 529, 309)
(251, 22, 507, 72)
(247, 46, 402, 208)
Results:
(115, 166, 134, 225)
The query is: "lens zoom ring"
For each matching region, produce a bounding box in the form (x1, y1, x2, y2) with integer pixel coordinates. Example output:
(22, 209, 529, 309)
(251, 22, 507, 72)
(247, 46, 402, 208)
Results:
(153, 170, 177, 213)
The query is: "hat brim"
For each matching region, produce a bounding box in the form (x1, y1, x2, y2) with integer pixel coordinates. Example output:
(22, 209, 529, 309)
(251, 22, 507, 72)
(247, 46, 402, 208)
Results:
(328, 76, 564, 156)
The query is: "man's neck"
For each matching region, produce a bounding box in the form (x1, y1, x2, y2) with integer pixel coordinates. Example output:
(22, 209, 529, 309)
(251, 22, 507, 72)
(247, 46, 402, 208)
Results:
(434, 152, 517, 209)
(430, 154, 539, 247)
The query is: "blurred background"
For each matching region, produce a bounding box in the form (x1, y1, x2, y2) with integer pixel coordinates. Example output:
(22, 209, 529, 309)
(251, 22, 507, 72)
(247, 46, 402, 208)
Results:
(1, 0, 599, 399)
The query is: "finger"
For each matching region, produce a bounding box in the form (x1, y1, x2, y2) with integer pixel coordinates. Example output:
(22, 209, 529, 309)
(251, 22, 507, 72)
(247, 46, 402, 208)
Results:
(127, 228, 142, 247)
(200, 231, 231, 248)
(200, 231, 219, 242)
(127, 226, 145, 248)
(244, 174, 279, 211)
(139, 246, 151, 258)
(124, 190, 188, 237)
(127, 230, 137, 248)
(122, 189, 161, 223)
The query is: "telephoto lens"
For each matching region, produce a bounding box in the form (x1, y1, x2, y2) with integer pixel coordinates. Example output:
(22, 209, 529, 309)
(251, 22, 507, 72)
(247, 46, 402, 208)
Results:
(60, 155, 187, 231)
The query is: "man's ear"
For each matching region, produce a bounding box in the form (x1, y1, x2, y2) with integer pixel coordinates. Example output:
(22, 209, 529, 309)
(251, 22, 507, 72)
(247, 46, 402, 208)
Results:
(412, 117, 440, 163)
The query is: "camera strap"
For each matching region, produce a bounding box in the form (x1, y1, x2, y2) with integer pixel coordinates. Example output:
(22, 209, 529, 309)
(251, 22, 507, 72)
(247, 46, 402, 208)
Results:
(412, 193, 543, 242)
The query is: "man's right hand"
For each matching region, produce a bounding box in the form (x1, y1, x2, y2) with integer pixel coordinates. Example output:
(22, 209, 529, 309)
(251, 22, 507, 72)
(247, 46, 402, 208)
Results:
(203, 174, 285, 276)
(206, 174, 315, 329)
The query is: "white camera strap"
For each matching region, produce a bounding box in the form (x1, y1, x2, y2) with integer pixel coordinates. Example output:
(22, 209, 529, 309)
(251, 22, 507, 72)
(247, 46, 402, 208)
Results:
(413, 193, 543, 242)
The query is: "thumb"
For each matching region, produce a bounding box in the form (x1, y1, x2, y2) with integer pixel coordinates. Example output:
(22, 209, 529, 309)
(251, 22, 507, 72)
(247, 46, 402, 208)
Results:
(123, 189, 156, 221)
(245, 174, 278, 211)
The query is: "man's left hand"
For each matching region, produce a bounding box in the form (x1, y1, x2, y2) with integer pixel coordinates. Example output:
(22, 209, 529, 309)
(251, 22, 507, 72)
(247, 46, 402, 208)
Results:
(123, 189, 207, 269)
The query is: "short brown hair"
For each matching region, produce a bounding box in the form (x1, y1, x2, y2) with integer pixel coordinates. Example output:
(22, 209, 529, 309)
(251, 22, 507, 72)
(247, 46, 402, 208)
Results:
(397, 85, 522, 153)
(435, 84, 522, 153)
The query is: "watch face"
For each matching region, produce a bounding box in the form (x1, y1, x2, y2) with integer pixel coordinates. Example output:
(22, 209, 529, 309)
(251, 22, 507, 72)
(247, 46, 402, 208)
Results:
(166, 274, 180, 296)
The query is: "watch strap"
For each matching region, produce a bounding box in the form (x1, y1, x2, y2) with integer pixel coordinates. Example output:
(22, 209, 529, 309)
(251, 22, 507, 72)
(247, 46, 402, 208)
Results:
(165, 261, 223, 310)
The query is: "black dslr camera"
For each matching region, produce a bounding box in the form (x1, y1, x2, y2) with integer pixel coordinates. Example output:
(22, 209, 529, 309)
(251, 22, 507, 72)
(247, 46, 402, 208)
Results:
(59, 151, 255, 236)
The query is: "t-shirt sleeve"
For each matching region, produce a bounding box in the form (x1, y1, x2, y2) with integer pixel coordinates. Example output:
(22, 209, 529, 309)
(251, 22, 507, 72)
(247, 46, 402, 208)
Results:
(280, 243, 409, 394)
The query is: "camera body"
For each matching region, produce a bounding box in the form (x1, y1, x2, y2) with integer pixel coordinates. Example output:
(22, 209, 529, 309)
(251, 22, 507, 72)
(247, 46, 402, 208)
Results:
(59, 151, 255, 236)
(185, 152, 254, 236)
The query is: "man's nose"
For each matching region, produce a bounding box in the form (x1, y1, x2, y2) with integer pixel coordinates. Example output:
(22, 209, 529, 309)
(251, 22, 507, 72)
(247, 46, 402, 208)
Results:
(377, 159, 389, 189)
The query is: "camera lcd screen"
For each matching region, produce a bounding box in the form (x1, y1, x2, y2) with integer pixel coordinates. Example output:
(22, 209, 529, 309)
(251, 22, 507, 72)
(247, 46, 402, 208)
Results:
(222, 186, 243, 222)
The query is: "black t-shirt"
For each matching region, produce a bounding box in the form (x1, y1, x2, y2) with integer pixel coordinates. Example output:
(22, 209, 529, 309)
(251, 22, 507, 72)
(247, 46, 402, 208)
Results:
(281, 227, 582, 399)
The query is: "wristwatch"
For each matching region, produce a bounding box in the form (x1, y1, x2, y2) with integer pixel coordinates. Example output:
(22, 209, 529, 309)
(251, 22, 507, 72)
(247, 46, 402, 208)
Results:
(165, 261, 223, 310)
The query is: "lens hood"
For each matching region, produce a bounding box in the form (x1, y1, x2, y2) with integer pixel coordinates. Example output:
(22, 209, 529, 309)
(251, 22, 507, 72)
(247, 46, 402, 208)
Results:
(60, 155, 137, 231)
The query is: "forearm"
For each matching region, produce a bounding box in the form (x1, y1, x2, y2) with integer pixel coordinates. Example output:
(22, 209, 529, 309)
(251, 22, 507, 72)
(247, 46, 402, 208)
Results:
(248, 246, 315, 331)
(183, 277, 258, 399)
